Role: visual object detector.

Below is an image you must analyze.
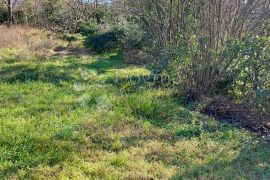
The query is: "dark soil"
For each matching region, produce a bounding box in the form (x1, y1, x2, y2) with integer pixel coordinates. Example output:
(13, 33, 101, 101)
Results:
(201, 96, 270, 137)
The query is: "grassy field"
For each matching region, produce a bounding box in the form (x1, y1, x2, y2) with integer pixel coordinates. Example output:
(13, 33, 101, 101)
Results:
(0, 29, 270, 179)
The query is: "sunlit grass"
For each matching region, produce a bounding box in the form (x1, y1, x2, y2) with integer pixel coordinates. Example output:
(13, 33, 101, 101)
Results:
(0, 46, 270, 179)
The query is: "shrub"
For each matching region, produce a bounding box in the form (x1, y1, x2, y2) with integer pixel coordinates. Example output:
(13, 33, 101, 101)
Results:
(0, 6, 8, 24)
(62, 34, 78, 42)
(85, 28, 125, 53)
(78, 22, 98, 36)
(123, 22, 145, 50)
(82, 21, 145, 54)
(220, 36, 270, 99)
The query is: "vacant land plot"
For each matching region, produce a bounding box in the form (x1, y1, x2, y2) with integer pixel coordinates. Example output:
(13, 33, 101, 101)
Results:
(0, 28, 269, 179)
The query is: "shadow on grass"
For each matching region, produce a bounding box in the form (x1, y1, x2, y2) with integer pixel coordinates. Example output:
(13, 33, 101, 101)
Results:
(83, 56, 125, 74)
(171, 140, 270, 179)
(64, 54, 127, 74)
(0, 64, 76, 84)
(0, 54, 129, 85)
(2, 52, 269, 178)
(0, 134, 82, 178)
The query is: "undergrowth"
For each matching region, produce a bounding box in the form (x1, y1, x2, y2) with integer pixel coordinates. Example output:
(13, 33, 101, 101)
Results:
(0, 28, 269, 179)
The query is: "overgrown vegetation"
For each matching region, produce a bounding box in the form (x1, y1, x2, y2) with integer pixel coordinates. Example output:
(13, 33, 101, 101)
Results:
(85, 28, 125, 52)
(0, 0, 270, 179)
(0, 26, 270, 179)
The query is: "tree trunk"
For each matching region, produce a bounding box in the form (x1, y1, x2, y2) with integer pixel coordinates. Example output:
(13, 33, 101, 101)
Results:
(95, 0, 98, 9)
(168, 0, 173, 43)
(8, 4, 13, 25)
(6, 0, 14, 26)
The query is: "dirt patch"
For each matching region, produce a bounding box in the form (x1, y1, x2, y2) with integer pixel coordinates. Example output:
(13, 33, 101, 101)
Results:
(201, 96, 270, 138)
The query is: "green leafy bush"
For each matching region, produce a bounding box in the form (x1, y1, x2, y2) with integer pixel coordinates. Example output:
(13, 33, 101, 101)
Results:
(62, 34, 78, 42)
(78, 22, 98, 36)
(85, 28, 125, 52)
(0, 7, 8, 23)
(123, 22, 145, 50)
(226, 37, 269, 99)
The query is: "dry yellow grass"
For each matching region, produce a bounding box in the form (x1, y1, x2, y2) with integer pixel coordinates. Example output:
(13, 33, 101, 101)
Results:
(0, 25, 67, 61)
(0, 25, 63, 50)
(0, 25, 39, 47)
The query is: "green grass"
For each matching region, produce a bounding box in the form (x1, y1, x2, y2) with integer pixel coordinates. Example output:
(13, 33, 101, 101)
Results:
(0, 48, 270, 179)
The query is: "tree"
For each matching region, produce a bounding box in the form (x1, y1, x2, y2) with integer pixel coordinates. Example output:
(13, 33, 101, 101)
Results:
(2, 0, 18, 25)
